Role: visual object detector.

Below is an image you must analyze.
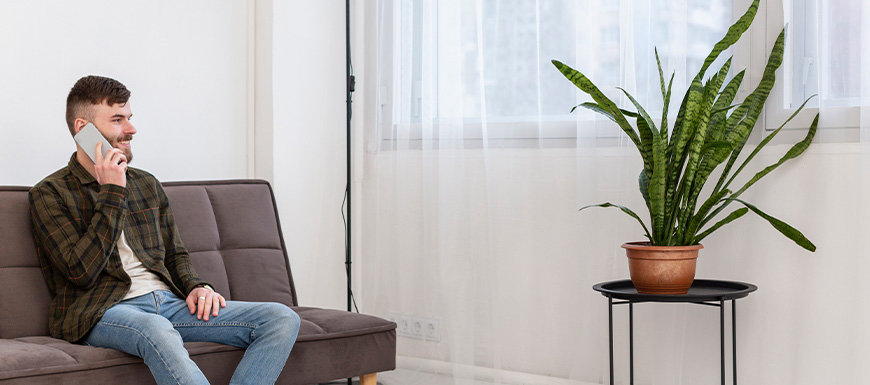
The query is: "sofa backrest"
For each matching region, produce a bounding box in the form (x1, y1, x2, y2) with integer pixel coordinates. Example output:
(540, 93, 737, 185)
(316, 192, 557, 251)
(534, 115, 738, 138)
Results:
(0, 179, 297, 339)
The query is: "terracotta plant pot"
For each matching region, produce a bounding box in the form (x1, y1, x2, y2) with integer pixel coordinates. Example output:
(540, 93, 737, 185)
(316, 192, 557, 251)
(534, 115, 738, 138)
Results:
(622, 242, 704, 295)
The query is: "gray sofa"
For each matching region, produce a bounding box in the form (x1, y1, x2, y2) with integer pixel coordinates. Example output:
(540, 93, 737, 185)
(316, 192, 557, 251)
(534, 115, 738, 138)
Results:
(0, 179, 396, 385)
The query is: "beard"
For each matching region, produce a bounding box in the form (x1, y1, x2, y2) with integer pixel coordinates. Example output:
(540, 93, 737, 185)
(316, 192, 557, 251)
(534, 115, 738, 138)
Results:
(110, 135, 134, 164)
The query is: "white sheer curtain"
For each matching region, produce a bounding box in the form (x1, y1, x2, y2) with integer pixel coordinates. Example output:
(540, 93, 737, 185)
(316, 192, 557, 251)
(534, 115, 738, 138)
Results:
(357, 2, 738, 384)
(354, 0, 870, 383)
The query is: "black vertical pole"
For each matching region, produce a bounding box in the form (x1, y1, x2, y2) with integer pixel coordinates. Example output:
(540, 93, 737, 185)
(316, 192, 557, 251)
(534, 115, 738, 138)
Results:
(345, 0, 352, 315)
(608, 297, 614, 385)
(346, 0, 353, 383)
(720, 300, 725, 385)
(629, 302, 634, 385)
(732, 299, 737, 385)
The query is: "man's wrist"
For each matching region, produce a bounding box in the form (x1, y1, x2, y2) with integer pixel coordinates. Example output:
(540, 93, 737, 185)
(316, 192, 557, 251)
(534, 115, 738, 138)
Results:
(196, 284, 214, 292)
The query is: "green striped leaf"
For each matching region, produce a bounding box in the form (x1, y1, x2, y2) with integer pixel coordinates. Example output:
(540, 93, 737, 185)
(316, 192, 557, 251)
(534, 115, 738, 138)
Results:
(706, 70, 746, 145)
(579, 202, 652, 241)
(617, 84, 670, 242)
(619, 87, 660, 183)
(726, 199, 816, 252)
(702, 28, 790, 227)
(693, 208, 748, 244)
(687, 187, 731, 240)
(662, 72, 675, 141)
(553, 60, 641, 147)
(731, 113, 818, 198)
(726, 97, 817, 194)
(664, 77, 703, 240)
(639, 170, 651, 212)
(656, 48, 667, 99)
(649, 123, 668, 242)
(713, 28, 786, 195)
(697, 0, 759, 78)
(618, 87, 660, 136)
(676, 78, 720, 242)
(637, 117, 655, 180)
(571, 102, 639, 118)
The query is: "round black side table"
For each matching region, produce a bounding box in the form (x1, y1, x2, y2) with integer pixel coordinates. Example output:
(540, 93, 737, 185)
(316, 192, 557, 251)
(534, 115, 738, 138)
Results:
(593, 279, 757, 385)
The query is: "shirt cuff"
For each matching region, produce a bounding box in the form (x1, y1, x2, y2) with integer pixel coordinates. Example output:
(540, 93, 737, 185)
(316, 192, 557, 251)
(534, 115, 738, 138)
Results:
(98, 184, 128, 209)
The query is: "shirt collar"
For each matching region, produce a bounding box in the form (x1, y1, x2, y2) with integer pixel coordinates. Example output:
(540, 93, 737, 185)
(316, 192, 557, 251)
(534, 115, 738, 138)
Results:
(68, 153, 98, 185)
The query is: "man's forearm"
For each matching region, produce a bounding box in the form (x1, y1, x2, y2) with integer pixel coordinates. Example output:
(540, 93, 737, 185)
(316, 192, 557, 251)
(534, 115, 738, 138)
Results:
(165, 252, 209, 294)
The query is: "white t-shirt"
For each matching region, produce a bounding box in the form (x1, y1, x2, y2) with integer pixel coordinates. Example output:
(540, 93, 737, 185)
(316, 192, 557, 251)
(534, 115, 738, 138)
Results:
(118, 230, 171, 300)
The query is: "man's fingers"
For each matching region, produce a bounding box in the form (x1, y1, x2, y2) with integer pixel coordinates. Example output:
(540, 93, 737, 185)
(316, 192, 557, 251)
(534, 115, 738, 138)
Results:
(94, 142, 103, 162)
(219, 295, 227, 308)
(108, 149, 123, 165)
(212, 295, 220, 317)
(197, 294, 206, 320)
(202, 292, 215, 321)
(186, 296, 196, 314)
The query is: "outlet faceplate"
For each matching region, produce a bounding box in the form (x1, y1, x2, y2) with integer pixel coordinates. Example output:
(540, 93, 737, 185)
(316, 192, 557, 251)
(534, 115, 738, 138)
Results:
(387, 313, 440, 341)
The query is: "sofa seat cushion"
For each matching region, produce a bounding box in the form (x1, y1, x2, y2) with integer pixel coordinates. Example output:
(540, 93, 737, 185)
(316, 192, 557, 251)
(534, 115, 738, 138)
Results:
(0, 339, 77, 373)
(294, 307, 396, 342)
(0, 336, 238, 381)
(0, 307, 396, 382)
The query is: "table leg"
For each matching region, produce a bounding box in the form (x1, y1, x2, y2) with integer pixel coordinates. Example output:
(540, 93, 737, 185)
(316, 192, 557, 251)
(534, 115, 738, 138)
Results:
(609, 297, 614, 385)
(733, 299, 737, 385)
(629, 302, 634, 385)
(720, 299, 725, 385)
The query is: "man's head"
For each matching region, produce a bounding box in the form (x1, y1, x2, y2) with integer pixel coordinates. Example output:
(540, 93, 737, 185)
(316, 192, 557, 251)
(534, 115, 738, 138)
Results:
(66, 76, 136, 163)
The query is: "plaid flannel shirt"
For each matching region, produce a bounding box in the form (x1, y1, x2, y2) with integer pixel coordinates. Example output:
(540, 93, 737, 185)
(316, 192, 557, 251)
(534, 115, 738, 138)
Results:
(28, 154, 208, 342)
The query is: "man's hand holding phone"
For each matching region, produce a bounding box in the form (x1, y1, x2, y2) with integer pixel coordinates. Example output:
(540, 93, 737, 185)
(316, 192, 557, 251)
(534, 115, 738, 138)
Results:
(94, 142, 127, 187)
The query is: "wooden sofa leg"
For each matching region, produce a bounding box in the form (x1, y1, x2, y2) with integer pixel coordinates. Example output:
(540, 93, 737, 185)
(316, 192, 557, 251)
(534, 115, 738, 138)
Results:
(360, 373, 377, 385)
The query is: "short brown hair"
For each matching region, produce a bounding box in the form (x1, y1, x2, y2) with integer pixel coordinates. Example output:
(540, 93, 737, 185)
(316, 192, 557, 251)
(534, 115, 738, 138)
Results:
(65, 76, 131, 135)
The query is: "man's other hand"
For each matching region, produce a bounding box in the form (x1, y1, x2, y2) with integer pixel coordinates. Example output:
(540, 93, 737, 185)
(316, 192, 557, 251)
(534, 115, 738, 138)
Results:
(186, 285, 227, 322)
(94, 142, 127, 187)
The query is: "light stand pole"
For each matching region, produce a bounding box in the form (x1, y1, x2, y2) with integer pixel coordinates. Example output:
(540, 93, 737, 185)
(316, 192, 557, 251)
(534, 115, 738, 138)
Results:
(344, 0, 354, 385)
(345, 0, 354, 383)
(345, 0, 354, 315)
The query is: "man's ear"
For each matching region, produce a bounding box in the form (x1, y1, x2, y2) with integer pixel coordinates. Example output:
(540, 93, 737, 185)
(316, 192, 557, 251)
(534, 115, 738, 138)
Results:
(73, 118, 88, 134)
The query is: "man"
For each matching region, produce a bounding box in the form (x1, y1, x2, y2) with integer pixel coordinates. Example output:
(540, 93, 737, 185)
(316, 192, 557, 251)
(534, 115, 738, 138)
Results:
(28, 75, 300, 385)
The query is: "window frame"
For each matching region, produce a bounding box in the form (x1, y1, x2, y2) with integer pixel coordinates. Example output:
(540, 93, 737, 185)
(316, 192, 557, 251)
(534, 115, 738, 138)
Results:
(760, 0, 861, 142)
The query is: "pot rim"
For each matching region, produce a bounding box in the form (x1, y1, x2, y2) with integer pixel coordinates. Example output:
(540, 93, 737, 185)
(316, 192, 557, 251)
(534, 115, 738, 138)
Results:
(621, 241, 703, 251)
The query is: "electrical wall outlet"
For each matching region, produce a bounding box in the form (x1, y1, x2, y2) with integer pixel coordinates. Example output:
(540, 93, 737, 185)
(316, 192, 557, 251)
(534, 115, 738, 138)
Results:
(387, 313, 409, 337)
(422, 317, 440, 341)
(389, 313, 440, 341)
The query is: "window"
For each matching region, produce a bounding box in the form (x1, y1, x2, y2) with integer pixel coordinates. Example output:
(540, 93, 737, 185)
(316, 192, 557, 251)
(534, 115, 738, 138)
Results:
(377, 0, 737, 141)
(765, 0, 866, 140)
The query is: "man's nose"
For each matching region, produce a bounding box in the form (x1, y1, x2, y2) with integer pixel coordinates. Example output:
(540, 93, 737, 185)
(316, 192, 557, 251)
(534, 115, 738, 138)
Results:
(125, 121, 137, 135)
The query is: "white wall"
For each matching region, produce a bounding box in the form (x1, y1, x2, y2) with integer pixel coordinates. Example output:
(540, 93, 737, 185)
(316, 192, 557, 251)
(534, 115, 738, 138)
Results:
(0, 0, 351, 310)
(271, 0, 349, 309)
(0, 0, 250, 185)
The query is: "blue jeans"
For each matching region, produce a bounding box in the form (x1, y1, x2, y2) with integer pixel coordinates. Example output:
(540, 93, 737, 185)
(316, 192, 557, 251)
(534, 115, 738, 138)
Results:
(84, 290, 300, 385)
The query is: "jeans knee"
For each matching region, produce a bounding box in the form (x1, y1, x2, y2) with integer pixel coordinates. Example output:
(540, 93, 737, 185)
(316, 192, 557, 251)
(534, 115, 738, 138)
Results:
(133, 323, 183, 357)
(265, 303, 300, 339)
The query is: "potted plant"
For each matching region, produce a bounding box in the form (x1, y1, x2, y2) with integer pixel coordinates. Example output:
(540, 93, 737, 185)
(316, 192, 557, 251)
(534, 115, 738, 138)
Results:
(552, 0, 816, 294)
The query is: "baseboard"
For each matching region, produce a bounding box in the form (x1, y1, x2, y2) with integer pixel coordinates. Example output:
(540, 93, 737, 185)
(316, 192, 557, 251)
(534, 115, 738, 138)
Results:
(397, 356, 601, 385)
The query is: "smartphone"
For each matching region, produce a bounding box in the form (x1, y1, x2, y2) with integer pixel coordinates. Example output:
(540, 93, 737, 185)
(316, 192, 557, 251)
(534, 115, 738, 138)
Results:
(73, 123, 113, 163)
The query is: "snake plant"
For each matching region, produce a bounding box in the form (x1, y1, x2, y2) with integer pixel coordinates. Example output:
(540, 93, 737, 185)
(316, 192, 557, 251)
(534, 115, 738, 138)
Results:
(552, 0, 816, 251)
